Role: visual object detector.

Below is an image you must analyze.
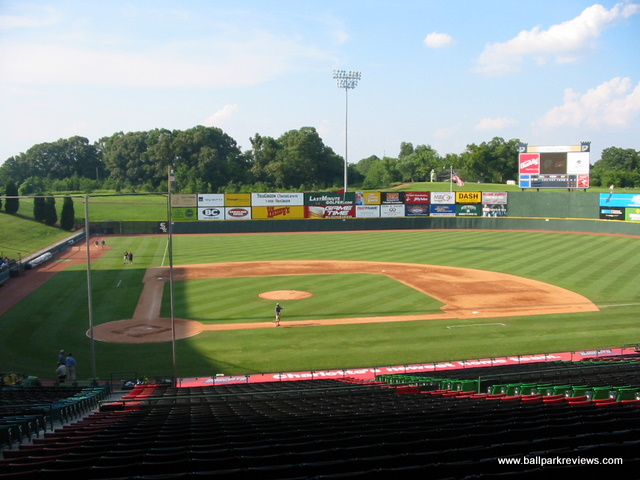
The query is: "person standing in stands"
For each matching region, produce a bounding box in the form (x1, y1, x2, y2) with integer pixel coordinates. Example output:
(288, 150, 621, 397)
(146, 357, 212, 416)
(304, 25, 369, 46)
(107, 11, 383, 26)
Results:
(66, 353, 76, 382)
(56, 362, 67, 383)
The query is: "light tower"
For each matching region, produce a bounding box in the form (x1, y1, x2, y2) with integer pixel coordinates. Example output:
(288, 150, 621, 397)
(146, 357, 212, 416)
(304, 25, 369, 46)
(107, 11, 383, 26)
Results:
(333, 70, 361, 193)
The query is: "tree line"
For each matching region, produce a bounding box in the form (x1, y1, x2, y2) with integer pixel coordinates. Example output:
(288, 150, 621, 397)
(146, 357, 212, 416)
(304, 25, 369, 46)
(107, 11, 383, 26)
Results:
(1, 125, 638, 200)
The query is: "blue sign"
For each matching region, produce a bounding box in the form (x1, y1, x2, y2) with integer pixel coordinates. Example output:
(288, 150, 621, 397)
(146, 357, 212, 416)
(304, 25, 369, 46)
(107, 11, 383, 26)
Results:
(599, 193, 640, 207)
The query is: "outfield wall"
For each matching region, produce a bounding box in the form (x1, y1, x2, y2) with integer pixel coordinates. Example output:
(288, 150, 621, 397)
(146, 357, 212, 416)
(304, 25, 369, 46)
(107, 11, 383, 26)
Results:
(89, 191, 638, 236)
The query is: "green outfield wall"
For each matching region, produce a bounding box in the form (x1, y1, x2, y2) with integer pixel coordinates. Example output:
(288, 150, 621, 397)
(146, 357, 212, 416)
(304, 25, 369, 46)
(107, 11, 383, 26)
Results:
(90, 191, 637, 237)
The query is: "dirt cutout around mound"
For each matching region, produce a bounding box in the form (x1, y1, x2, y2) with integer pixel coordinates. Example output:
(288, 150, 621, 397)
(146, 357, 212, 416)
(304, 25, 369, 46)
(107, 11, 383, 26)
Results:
(90, 260, 599, 344)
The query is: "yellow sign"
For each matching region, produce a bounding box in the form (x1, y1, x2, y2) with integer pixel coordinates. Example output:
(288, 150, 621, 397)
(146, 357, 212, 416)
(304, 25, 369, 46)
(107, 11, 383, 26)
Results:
(252, 206, 305, 220)
(456, 192, 481, 203)
(225, 193, 251, 206)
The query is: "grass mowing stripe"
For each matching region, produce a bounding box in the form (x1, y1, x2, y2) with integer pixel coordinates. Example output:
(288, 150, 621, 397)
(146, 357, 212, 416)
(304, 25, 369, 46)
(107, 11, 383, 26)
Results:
(2, 229, 639, 378)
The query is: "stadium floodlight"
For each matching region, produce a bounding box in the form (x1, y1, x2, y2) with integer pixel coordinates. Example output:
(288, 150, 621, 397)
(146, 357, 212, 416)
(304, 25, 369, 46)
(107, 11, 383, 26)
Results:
(333, 69, 361, 193)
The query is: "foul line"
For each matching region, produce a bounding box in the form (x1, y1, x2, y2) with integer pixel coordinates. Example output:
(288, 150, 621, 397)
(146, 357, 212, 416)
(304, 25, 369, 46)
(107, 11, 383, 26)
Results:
(598, 303, 640, 308)
(447, 323, 506, 329)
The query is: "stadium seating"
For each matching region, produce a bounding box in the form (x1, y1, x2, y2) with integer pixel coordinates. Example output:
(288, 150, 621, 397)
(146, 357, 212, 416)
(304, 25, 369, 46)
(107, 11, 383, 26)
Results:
(0, 361, 637, 478)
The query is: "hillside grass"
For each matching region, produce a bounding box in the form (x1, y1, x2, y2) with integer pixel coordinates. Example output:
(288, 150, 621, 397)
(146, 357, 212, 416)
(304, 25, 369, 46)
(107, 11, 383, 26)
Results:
(0, 229, 638, 379)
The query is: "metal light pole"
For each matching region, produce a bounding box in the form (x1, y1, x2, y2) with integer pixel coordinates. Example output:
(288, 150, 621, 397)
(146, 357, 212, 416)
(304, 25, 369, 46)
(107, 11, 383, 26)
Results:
(333, 70, 361, 193)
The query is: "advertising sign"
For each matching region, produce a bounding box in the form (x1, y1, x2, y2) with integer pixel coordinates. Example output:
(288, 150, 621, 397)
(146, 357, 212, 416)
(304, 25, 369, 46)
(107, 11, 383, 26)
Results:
(482, 204, 508, 217)
(380, 204, 405, 217)
(355, 205, 380, 218)
(251, 192, 304, 207)
(599, 193, 640, 208)
(355, 192, 381, 205)
(405, 192, 430, 204)
(225, 207, 252, 220)
(599, 207, 625, 220)
(306, 192, 355, 205)
(429, 204, 456, 217)
(306, 205, 355, 218)
(171, 194, 197, 207)
(457, 204, 481, 216)
(567, 152, 590, 174)
(626, 208, 640, 221)
(198, 207, 224, 220)
(381, 192, 404, 204)
(197, 193, 224, 206)
(431, 192, 455, 204)
(455, 192, 481, 204)
(405, 204, 430, 217)
(171, 207, 197, 221)
(482, 192, 508, 204)
(519, 153, 540, 174)
(252, 206, 305, 220)
(225, 193, 251, 207)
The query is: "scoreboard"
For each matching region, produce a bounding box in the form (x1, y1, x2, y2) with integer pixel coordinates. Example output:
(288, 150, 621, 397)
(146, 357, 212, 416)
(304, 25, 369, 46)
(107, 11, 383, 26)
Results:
(518, 142, 591, 189)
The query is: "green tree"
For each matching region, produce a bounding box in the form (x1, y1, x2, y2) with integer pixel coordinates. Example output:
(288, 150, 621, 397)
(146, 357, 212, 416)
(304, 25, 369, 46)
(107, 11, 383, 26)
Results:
(44, 197, 57, 226)
(462, 137, 520, 183)
(60, 196, 75, 230)
(33, 196, 46, 222)
(4, 180, 19, 214)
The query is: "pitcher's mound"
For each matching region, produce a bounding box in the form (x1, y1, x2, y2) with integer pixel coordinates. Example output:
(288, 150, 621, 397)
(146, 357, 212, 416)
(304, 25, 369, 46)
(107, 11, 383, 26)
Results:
(259, 290, 313, 300)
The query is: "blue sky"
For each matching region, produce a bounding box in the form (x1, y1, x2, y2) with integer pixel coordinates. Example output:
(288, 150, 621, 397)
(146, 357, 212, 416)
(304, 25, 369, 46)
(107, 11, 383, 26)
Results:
(0, 0, 638, 166)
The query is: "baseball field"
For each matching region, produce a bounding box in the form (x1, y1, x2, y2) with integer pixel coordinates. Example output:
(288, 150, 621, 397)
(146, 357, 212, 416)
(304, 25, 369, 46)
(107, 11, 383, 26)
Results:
(1, 228, 639, 380)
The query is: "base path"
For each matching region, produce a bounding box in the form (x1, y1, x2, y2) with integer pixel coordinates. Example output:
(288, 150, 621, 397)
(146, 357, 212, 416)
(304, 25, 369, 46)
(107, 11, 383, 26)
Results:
(92, 260, 599, 344)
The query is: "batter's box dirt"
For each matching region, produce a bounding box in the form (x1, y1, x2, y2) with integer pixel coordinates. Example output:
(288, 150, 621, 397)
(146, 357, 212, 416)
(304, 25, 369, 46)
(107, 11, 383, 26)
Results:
(113, 323, 172, 337)
(92, 260, 599, 344)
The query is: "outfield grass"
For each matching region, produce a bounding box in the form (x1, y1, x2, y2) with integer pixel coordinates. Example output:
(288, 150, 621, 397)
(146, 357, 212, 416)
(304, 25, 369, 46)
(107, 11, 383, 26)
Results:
(1, 229, 638, 380)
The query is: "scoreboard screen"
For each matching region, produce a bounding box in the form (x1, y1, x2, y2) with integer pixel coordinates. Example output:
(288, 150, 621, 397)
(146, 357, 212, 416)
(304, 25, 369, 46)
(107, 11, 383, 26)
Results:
(518, 143, 591, 189)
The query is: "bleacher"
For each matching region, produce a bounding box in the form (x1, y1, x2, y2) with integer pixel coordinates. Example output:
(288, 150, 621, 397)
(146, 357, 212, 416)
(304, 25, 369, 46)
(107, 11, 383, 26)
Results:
(0, 359, 638, 478)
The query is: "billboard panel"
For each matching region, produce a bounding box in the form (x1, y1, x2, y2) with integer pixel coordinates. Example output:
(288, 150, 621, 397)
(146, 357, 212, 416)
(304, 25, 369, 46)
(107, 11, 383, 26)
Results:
(381, 192, 404, 204)
(171, 207, 197, 221)
(482, 204, 508, 217)
(519, 154, 540, 174)
(405, 192, 430, 204)
(197, 193, 224, 206)
(225, 207, 252, 220)
(626, 208, 640, 221)
(225, 193, 251, 206)
(306, 192, 355, 205)
(599, 193, 640, 207)
(567, 152, 590, 174)
(306, 205, 355, 218)
(482, 192, 508, 204)
(380, 204, 405, 217)
(252, 206, 305, 220)
(355, 205, 380, 218)
(431, 192, 455, 204)
(457, 204, 481, 216)
(456, 192, 481, 204)
(251, 192, 304, 207)
(430, 204, 456, 217)
(599, 207, 625, 220)
(171, 194, 197, 207)
(405, 204, 430, 217)
(355, 192, 381, 205)
(198, 207, 224, 220)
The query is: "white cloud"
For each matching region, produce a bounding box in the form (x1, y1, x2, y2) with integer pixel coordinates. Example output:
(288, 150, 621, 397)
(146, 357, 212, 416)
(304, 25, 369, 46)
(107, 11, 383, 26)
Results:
(204, 105, 239, 127)
(0, 6, 60, 29)
(474, 2, 640, 76)
(424, 32, 454, 49)
(536, 77, 640, 129)
(475, 117, 519, 131)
